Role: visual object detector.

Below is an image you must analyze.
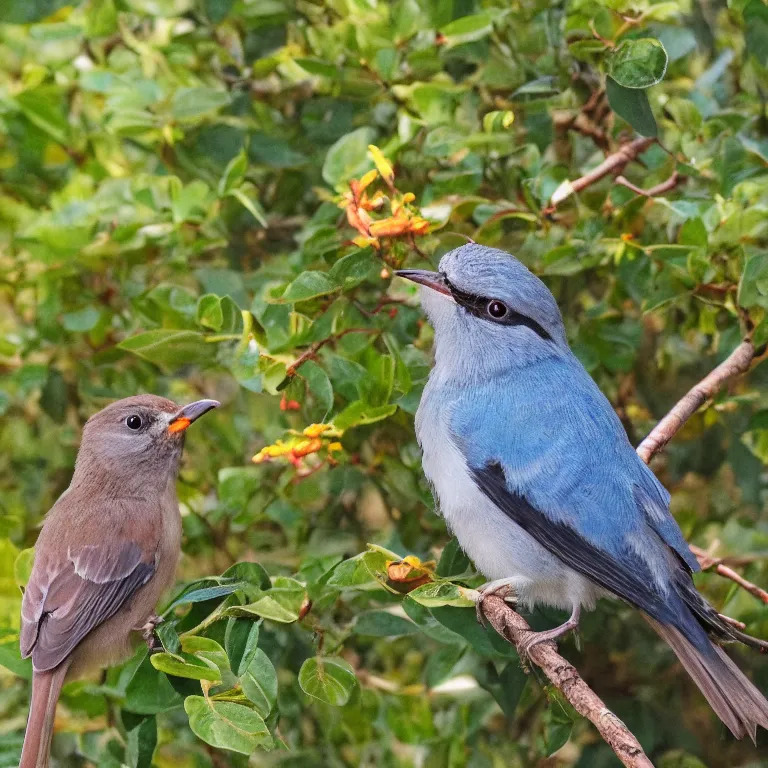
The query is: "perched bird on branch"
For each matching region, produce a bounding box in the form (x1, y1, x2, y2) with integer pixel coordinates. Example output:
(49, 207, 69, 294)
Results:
(398, 244, 768, 740)
(19, 395, 219, 768)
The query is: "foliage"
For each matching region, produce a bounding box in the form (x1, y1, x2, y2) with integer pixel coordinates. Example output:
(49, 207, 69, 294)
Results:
(1, 0, 768, 766)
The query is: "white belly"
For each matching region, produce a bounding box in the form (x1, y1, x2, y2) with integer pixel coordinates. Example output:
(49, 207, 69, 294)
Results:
(416, 387, 601, 612)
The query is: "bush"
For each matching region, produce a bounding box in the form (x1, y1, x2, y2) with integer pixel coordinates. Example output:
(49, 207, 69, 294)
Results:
(1, 0, 768, 765)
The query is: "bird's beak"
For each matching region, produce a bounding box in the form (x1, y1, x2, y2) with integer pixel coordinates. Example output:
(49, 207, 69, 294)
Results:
(168, 399, 220, 434)
(395, 269, 453, 297)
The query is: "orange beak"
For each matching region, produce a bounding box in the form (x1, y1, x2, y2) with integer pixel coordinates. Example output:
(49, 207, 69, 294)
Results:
(168, 417, 191, 434)
(167, 399, 220, 434)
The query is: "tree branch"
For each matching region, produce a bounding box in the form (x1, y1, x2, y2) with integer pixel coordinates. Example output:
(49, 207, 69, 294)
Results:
(481, 594, 654, 768)
(689, 544, 768, 605)
(636, 340, 756, 463)
(615, 171, 683, 198)
(546, 137, 654, 211)
(286, 328, 378, 376)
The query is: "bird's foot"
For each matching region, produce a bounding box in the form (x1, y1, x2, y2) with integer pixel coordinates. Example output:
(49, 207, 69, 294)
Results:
(472, 578, 519, 628)
(517, 605, 581, 661)
(138, 614, 164, 652)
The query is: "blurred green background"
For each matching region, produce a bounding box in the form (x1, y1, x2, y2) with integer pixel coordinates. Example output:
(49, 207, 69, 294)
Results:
(2, 0, 768, 765)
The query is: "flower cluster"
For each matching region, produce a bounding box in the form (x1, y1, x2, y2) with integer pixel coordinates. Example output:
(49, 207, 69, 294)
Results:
(252, 423, 343, 469)
(339, 145, 430, 251)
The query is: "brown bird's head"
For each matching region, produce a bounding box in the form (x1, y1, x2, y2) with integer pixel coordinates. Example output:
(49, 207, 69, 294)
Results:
(74, 395, 219, 491)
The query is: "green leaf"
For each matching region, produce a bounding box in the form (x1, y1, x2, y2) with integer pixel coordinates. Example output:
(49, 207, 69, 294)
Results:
(181, 636, 230, 676)
(150, 651, 222, 682)
(168, 582, 246, 609)
(62, 307, 101, 332)
(429, 606, 518, 659)
(334, 402, 397, 431)
(124, 652, 182, 715)
(219, 150, 248, 195)
(738, 251, 768, 309)
(221, 562, 271, 591)
(298, 656, 358, 706)
(326, 549, 390, 589)
(436, 538, 470, 577)
(240, 648, 278, 718)
(228, 187, 268, 227)
(545, 720, 572, 756)
(483, 660, 528, 718)
(440, 12, 493, 46)
(14, 547, 34, 588)
(425, 644, 465, 687)
(299, 360, 333, 415)
(225, 617, 261, 678)
(322, 127, 377, 188)
(126, 716, 157, 768)
(184, 696, 272, 753)
(407, 581, 475, 608)
(607, 38, 668, 88)
(172, 87, 231, 120)
(155, 621, 181, 654)
(227, 579, 307, 623)
(606, 76, 657, 137)
(355, 610, 419, 637)
(329, 249, 377, 290)
(745, 0, 768, 66)
(197, 294, 224, 331)
(0, 638, 32, 679)
(118, 330, 216, 368)
(279, 272, 339, 303)
(14, 90, 69, 144)
(85, 0, 118, 37)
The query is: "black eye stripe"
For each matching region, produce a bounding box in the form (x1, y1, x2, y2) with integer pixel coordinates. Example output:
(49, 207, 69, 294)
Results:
(442, 273, 552, 341)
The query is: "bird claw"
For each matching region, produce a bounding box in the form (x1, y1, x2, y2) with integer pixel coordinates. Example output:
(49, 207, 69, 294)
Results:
(515, 606, 581, 662)
(472, 579, 519, 629)
(138, 614, 164, 652)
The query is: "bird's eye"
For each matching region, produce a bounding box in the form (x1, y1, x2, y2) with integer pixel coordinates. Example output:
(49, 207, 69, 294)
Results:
(126, 415, 142, 430)
(486, 300, 508, 320)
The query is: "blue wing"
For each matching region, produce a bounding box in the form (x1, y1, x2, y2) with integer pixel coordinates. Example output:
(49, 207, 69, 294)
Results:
(449, 352, 699, 624)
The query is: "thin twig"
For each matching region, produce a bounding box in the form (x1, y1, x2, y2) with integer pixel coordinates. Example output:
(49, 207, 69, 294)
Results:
(286, 328, 378, 376)
(689, 545, 768, 605)
(636, 340, 756, 463)
(615, 171, 683, 198)
(546, 137, 655, 211)
(481, 595, 654, 768)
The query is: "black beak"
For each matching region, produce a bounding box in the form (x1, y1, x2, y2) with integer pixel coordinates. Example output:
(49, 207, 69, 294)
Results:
(395, 269, 453, 297)
(168, 399, 220, 434)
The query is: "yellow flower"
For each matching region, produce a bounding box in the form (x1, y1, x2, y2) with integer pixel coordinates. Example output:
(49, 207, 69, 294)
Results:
(368, 144, 394, 188)
(303, 423, 332, 438)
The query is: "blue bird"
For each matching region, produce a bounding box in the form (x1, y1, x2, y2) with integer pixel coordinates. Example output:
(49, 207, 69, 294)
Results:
(398, 243, 768, 740)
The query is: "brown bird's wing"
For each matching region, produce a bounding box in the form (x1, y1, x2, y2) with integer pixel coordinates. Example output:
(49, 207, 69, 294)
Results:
(21, 540, 155, 672)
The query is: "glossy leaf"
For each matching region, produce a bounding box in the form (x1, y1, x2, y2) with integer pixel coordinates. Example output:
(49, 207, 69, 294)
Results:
(298, 656, 359, 706)
(184, 697, 272, 753)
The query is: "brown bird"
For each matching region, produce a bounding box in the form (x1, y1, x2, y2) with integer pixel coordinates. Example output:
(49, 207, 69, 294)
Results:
(19, 394, 219, 768)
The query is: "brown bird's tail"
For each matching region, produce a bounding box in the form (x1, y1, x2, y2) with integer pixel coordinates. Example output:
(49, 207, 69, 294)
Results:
(646, 615, 768, 742)
(19, 662, 70, 768)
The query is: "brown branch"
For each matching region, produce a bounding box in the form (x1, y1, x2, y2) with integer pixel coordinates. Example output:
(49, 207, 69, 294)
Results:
(286, 328, 378, 376)
(636, 339, 756, 463)
(615, 171, 683, 198)
(635, 339, 768, 609)
(689, 545, 768, 605)
(481, 595, 654, 768)
(546, 137, 654, 211)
